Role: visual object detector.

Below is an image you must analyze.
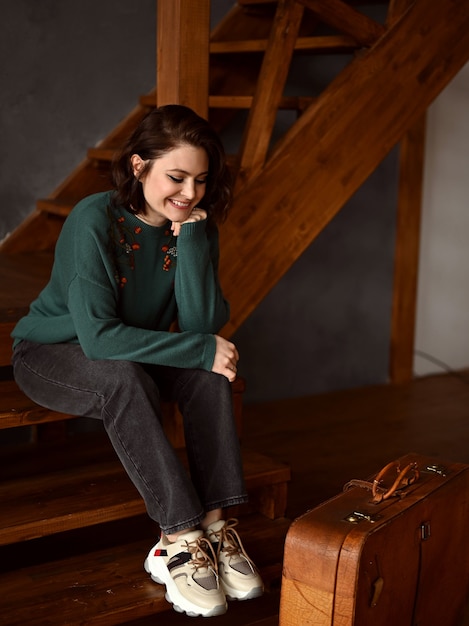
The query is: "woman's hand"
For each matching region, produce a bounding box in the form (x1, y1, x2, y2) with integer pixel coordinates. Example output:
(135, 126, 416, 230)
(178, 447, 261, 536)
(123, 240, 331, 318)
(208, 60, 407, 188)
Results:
(212, 335, 239, 382)
(171, 208, 207, 236)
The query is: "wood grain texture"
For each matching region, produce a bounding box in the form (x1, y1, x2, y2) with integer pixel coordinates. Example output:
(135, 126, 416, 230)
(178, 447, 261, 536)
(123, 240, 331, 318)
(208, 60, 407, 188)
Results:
(219, 0, 469, 336)
(298, 0, 385, 46)
(0, 428, 290, 545)
(236, 0, 305, 190)
(280, 454, 469, 626)
(157, 0, 210, 118)
(390, 117, 426, 383)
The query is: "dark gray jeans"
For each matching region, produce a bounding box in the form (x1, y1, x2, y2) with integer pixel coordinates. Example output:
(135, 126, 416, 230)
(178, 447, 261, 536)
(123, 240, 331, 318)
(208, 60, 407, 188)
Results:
(12, 340, 247, 535)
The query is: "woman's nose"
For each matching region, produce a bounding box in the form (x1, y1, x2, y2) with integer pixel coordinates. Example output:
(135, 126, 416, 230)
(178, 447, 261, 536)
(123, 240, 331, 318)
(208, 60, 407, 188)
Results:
(181, 179, 196, 199)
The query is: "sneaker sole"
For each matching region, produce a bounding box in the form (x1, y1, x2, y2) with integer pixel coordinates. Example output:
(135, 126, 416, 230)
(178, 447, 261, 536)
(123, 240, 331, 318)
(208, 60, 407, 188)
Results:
(222, 580, 264, 601)
(144, 556, 227, 618)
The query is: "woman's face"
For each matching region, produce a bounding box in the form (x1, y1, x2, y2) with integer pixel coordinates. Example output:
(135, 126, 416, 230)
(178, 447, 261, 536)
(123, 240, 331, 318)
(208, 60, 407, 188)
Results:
(131, 144, 209, 226)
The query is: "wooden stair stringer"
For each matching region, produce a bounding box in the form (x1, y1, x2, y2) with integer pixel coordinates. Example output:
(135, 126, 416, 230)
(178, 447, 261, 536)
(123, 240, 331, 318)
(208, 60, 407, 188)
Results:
(218, 0, 469, 336)
(0, 104, 153, 254)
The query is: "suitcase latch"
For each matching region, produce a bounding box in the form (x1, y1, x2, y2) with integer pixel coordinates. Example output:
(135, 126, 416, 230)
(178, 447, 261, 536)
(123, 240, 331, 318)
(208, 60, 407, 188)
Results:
(423, 464, 447, 477)
(344, 510, 379, 524)
(420, 521, 431, 541)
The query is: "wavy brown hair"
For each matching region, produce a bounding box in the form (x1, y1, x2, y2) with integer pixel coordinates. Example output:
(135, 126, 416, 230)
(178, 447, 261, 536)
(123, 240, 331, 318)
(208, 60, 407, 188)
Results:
(111, 105, 232, 225)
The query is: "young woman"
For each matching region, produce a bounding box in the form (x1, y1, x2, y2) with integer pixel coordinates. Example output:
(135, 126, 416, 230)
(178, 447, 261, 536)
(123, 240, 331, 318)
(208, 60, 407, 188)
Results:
(11, 104, 263, 618)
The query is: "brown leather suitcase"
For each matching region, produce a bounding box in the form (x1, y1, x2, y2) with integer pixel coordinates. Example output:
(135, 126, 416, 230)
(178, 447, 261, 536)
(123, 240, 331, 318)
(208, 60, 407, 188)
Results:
(280, 453, 469, 626)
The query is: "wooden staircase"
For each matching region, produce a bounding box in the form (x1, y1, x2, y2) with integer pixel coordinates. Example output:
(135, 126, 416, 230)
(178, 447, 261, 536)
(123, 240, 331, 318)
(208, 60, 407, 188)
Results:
(0, 424, 290, 625)
(1, 0, 469, 623)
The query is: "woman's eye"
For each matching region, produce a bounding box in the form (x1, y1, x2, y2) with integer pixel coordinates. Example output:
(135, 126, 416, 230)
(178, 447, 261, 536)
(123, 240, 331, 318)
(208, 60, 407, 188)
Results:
(168, 175, 207, 185)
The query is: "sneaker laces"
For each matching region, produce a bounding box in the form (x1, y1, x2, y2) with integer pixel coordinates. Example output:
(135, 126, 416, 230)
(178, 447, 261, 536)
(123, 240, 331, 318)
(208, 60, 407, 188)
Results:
(211, 518, 257, 573)
(184, 534, 219, 577)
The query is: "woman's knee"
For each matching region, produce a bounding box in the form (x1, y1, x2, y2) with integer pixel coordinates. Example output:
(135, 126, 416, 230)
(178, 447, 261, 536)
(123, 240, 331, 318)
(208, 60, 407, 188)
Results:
(189, 369, 231, 395)
(177, 369, 233, 412)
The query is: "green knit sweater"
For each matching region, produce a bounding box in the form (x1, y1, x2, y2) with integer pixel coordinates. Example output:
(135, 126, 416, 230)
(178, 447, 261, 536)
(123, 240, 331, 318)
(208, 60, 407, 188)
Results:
(12, 191, 230, 371)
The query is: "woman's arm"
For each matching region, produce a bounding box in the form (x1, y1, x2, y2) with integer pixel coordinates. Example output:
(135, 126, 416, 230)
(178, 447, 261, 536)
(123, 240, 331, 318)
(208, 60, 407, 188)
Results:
(174, 219, 230, 334)
(68, 274, 218, 370)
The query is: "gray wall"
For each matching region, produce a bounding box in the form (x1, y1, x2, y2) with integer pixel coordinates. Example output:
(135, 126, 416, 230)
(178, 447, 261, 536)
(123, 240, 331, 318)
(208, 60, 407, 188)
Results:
(233, 152, 398, 402)
(1, 1, 400, 403)
(0, 0, 156, 241)
(414, 62, 469, 380)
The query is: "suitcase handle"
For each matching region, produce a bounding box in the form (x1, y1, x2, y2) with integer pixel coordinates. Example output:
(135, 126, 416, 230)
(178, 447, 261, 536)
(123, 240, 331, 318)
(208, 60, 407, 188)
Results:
(344, 460, 420, 503)
(371, 461, 419, 503)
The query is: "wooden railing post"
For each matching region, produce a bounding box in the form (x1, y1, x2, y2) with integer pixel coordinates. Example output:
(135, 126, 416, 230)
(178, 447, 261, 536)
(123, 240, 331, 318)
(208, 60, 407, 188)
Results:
(388, 0, 426, 384)
(156, 0, 210, 119)
(389, 117, 426, 384)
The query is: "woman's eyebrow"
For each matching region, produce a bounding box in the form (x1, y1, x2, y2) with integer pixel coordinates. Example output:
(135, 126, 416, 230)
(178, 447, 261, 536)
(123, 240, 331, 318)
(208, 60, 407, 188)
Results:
(168, 168, 209, 176)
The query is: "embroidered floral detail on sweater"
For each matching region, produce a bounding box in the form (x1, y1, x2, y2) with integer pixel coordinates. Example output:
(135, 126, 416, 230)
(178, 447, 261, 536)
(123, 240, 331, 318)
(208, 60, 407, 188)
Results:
(107, 205, 177, 287)
(107, 207, 142, 288)
(162, 228, 177, 271)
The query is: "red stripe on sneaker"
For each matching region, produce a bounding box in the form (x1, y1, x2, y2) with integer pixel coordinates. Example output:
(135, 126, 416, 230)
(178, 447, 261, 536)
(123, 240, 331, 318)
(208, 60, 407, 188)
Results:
(153, 548, 167, 557)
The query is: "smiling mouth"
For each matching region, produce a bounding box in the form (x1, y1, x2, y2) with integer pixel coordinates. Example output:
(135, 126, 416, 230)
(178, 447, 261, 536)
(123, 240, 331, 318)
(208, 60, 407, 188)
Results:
(170, 199, 191, 209)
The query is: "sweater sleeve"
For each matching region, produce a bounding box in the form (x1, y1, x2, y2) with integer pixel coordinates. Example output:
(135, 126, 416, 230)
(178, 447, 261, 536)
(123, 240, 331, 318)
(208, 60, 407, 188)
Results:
(174, 220, 230, 333)
(67, 273, 217, 369)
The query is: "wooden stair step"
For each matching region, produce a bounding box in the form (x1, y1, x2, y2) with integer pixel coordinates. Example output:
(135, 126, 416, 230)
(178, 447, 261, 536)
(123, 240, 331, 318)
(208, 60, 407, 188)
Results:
(88, 146, 119, 162)
(89, 93, 315, 165)
(208, 95, 314, 110)
(0, 252, 54, 366)
(0, 431, 290, 546)
(0, 252, 53, 318)
(36, 197, 77, 217)
(141, 93, 318, 114)
(0, 380, 122, 431)
(209, 35, 358, 54)
(0, 513, 290, 626)
(30, 104, 155, 218)
(93, 104, 153, 147)
(0, 376, 245, 447)
(0, 380, 74, 429)
(0, 458, 146, 546)
(34, 160, 113, 218)
(49, 159, 112, 201)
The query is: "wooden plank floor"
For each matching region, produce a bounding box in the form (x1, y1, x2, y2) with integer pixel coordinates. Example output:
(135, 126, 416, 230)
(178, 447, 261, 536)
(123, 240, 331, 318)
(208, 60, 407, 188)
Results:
(131, 368, 469, 625)
(241, 369, 469, 523)
(3, 369, 469, 625)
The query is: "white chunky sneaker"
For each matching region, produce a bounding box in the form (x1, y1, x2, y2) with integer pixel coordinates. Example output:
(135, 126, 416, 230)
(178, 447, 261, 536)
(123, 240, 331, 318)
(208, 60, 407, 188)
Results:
(205, 519, 264, 601)
(144, 529, 227, 617)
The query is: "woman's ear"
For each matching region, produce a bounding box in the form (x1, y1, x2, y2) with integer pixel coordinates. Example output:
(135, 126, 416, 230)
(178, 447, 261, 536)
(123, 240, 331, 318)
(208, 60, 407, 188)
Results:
(131, 154, 145, 178)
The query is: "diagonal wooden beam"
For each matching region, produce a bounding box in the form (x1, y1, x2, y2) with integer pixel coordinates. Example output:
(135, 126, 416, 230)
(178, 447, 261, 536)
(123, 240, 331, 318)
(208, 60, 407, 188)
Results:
(219, 0, 469, 336)
(386, 0, 415, 26)
(298, 0, 386, 47)
(235, 0, 305, 191)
